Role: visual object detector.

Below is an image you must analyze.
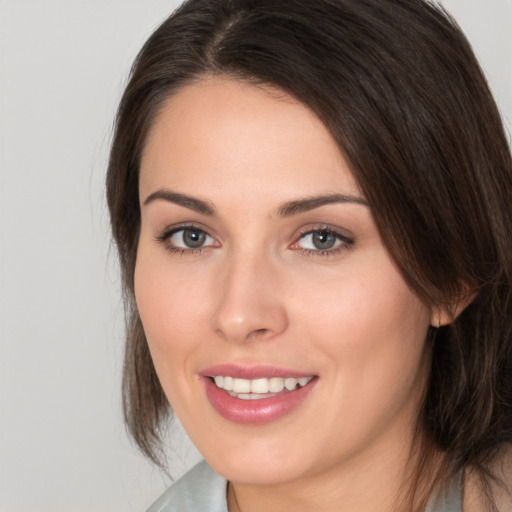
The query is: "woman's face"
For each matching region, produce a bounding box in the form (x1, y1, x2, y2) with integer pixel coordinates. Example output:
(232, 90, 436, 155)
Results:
(136, 77, 433, 486)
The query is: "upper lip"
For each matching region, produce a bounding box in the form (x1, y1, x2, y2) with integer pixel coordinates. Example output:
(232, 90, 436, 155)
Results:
(199, 364, 315, 380)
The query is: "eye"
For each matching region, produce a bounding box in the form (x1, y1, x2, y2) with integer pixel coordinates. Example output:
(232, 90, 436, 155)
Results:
(291, 227, 354, 257)
(299, 230, 342, 250)
(157, 225, 217, 252)
(170, 227, 213, 248)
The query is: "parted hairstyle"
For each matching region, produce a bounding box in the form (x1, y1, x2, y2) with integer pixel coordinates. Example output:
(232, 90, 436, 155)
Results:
(107, 0, 512, 508)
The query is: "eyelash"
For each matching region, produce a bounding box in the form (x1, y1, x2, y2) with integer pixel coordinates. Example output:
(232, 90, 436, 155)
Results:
(155, 224, 354, 258)
(292, 226, 354, 258)
(155, 224, 216, 255)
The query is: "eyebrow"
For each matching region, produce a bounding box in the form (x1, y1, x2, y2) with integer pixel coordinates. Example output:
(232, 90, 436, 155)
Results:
(276, 193, 368, 217)
(143, 189, 368, 217)
(143, 190, 216, 215)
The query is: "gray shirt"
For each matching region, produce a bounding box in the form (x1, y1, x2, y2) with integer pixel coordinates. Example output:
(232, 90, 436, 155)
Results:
(147, 460, 463, 512)
(147, 461, 228, 512)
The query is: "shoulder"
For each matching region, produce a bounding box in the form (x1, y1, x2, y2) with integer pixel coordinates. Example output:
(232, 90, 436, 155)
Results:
(146, 460, 228, 512)
(463, 443, 512, 512)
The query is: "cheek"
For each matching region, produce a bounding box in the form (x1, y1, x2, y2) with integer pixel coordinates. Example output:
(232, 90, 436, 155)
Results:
(133, 246, 210, 388)
(295, 271, 428, 343)
(288, 270, 431, 463)
(135, 240, 210, 331)
(293, 260, 431, 404)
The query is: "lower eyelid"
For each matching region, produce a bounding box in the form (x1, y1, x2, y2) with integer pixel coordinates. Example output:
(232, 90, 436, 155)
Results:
(298, 246, 346, 258)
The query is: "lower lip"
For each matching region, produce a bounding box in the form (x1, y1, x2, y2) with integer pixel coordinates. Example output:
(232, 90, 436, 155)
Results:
(202, 377, 317, 424)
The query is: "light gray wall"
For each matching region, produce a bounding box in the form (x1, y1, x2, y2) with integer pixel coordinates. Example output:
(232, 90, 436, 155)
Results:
(0, 1, 510, 511)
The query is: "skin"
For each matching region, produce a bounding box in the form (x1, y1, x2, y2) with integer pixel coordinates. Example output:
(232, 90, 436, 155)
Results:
(135, 77, 438, 511)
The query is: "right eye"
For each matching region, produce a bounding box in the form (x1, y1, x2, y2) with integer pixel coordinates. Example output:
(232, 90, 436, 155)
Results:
(157, 225, 217, 253)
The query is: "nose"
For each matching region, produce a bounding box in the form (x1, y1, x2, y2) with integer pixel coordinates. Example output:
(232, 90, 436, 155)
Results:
(209, 251, 289, 344)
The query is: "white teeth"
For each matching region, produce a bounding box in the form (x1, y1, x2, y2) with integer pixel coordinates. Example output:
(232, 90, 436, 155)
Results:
(268, 377, 285, 393)
(212, 375, 313, 395)
(284, 377, 298, 390)
(251, 378, 269, 394)
(232, 393, 266, 400)
(223, 376, 233, 391)
(232, 378, 251, 393)
(234, 393, 253, 400)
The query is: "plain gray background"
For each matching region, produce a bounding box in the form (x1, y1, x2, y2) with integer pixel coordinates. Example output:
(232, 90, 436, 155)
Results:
(0, 1, 510, 511)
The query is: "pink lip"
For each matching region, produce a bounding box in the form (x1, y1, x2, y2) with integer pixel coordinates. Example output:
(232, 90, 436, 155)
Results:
(200, 364, 317, 425)
(200, 364, 313, 380)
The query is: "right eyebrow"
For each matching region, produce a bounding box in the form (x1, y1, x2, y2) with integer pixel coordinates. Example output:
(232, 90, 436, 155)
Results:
(276, 193, 368, 217)
(143, 189, 216, 216)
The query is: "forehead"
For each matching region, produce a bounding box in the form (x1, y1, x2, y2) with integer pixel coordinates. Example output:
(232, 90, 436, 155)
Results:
(139, 77, 362, 203)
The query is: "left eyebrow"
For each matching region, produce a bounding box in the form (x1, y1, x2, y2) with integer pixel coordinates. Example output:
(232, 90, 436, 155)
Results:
(276, 193, 368, 217)
(143, 189, 216, 215)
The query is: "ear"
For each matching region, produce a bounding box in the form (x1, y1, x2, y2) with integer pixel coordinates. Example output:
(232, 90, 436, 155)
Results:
(430, 286, 477, 328)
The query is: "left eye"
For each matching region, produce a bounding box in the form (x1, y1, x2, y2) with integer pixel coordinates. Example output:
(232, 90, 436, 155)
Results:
(296, 230, 346, 251)
(168, 227, 215, 249)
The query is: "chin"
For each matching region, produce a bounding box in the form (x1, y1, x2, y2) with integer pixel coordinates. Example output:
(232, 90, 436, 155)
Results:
(197, 433, 311, 485)
(212, 458, 307, 486)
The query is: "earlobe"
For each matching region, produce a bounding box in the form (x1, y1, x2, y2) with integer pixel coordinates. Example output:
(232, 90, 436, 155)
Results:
(430, 309, 452, 328)
(431, 313, 441, 329)
(430, 287, 477, 328)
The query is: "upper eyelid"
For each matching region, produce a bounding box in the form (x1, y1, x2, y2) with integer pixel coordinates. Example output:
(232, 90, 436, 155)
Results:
(300, 227, 347, 237)
(156, 222, 215, 240)
(295, 224, 354, 241)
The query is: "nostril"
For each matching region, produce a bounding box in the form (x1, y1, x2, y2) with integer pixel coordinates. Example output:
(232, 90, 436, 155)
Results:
(247, 328, 272, 340)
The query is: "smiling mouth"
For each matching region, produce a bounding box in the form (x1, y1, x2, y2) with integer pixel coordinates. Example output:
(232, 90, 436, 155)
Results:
(210, 375, 314, 400)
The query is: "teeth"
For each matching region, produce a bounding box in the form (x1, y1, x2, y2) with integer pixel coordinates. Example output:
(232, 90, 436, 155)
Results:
(212, 375, 313, 395)
(269, 377, 285, 393)
(284, 377, 297, 391)
(251, 378, 269, 394)
(232, 378, 251, 393)
(231, 393, 266, 400)
(223, 376, 233, 391)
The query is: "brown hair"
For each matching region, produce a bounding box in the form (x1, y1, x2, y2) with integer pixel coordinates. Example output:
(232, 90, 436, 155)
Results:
(107, 0, 512, 508)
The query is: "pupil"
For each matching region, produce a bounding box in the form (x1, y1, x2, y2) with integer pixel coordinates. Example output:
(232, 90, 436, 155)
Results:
(184, 229, 205, 248)
(312, 231, 336, 250)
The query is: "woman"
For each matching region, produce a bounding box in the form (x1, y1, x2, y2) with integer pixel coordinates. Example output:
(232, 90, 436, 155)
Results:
(106, 0, 512, 510)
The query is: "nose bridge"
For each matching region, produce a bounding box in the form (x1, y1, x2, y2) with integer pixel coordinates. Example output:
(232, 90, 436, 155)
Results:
(210, 245, 288, 343)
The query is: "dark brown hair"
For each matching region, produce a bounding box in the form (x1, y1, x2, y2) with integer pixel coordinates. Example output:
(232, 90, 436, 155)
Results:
(107, 0, 512, 508)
